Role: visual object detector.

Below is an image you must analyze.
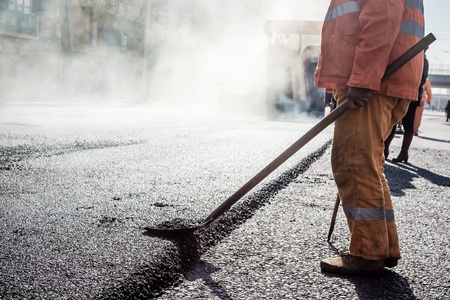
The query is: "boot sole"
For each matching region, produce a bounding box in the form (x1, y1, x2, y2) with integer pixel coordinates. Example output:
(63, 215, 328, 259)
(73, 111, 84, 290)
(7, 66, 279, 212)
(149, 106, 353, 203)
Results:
(320, 261, 386, 275)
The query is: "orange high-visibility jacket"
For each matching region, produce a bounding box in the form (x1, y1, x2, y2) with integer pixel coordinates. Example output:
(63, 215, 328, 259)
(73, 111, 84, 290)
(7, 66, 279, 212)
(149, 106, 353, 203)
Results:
(422, 78, 432, 104)
(315, 0, 425, 101)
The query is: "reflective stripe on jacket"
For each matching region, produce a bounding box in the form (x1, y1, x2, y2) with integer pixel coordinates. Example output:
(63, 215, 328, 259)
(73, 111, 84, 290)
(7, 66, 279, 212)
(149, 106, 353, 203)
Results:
(315, 0, 425, 101)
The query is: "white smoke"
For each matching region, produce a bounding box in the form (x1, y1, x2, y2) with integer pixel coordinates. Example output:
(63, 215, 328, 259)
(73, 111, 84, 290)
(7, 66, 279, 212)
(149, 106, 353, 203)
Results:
(0, 0, 330, 114)
(145, 0, 330, 114)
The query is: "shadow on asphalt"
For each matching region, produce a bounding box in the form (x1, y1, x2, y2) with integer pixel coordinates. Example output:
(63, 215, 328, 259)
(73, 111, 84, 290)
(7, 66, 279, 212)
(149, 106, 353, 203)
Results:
(385, 161, 450, 197)
(322, 269, 417, 299)
(417, 136, 450, 143)
(325, 241, 417, 299)
(327, 242, 343, 256)
(185, 261, 232, 300)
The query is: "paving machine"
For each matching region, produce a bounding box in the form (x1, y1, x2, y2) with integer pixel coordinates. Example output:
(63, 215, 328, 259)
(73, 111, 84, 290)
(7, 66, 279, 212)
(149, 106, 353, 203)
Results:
(264, 20, 325, 115)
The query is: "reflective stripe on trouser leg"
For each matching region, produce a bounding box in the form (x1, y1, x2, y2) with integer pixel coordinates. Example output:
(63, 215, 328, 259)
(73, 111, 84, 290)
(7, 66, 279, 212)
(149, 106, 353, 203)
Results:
(332, 90, 409, 260)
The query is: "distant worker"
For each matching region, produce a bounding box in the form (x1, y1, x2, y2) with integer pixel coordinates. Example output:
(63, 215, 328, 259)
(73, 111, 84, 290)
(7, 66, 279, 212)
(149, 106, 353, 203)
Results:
(315, 0, 425, 274)
(413, 78, 432, 135)
(324, 88, 336, 116)
(385, 54, 429, 162)
(446, 100, 450, 122)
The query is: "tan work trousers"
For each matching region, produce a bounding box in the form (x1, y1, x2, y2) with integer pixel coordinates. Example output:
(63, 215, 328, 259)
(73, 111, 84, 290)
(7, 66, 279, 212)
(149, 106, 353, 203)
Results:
(332, 90, 410, 260)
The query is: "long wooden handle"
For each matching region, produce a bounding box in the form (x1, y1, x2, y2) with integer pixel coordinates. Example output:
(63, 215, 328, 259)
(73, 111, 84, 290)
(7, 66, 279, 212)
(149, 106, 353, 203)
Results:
(202, 33, 436, 226)
(327, 193, 341, 242)
(203, 100, 349, 224)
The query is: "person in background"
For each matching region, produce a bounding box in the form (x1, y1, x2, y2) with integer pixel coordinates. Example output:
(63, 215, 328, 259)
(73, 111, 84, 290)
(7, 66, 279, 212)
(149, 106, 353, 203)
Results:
(413, 78, 432, 136)
(385, 53, 429, 162)
(315, 0, 425, 274)
(445, 100, 450, 122)
(324, 88, 337, 116)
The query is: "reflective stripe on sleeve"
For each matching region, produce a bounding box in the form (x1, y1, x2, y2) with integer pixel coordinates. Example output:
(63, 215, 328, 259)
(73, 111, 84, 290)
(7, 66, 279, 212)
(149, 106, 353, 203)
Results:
(343, 205, 386, 221)
(405, 0, 424, 14)
(325, 1, 360, 22)
(403, 0, 424, 38)
(400, 19, 424, 39)
(385, 209, 395, 223)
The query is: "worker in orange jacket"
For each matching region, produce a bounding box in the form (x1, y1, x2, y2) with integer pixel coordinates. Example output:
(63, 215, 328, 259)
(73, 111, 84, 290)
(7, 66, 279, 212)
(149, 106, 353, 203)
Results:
(414, 78, 432, 135)
(315, 0, 425, 274)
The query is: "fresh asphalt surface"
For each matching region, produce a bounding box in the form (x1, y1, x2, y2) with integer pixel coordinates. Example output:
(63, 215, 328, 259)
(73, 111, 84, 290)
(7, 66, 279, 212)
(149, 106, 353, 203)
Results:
(1, 105, 449, 299)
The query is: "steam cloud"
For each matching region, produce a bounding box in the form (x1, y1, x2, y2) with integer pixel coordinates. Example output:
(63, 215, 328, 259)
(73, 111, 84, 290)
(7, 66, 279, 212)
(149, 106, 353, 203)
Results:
(0, 0, 329, 114)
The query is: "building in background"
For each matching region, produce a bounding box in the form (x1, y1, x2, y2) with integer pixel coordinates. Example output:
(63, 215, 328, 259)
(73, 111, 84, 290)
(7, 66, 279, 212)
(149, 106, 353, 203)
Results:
(0, 0, 57, 100)
(59, 0, 147, 99)
(59, 0, 173, 100)
(0, 0, 173, 102)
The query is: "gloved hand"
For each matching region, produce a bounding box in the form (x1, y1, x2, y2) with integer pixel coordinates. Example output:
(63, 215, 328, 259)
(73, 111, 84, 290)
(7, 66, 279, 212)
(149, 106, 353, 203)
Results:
(347, 87, 372, 109)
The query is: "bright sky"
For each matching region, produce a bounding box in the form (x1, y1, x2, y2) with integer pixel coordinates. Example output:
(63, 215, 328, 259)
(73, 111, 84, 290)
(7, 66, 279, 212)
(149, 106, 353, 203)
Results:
(267, 1, 449, 68)
(424, 1, 450, 67)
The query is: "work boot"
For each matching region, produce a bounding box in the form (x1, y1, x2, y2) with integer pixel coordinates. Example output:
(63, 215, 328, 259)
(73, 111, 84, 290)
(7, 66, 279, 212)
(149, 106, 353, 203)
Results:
(338, 250, 399, 268)
(384, 126, 396, 160)
(392, 132, 413, 163)
(320, 252, 385, 275)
